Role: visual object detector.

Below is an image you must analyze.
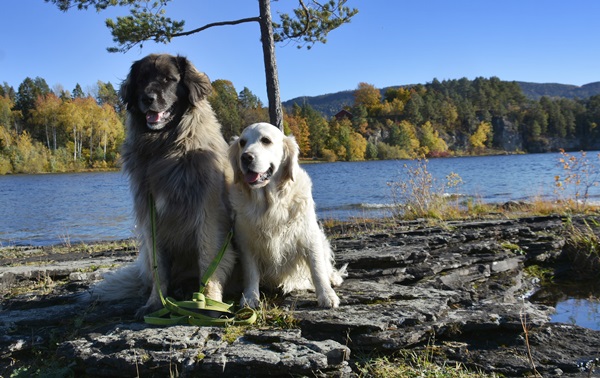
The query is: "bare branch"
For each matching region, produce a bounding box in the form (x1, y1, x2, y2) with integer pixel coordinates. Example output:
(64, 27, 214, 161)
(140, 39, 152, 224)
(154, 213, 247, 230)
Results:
(171, 17, 261, 38)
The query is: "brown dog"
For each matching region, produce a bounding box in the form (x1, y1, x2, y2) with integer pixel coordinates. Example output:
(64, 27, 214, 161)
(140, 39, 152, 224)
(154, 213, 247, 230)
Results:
(89, 54, 235, 318)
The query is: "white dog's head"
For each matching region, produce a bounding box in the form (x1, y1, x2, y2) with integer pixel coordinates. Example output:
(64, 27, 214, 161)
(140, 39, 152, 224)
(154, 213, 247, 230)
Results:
(229, 123, 299, 189)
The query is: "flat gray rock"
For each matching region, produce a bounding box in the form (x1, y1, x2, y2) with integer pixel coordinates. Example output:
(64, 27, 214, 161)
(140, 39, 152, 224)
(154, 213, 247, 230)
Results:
(1, 215, 599, 377)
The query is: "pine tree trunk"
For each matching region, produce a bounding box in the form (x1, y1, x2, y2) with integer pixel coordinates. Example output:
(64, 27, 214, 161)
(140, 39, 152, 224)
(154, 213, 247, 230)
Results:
(258, 0, 283, 131)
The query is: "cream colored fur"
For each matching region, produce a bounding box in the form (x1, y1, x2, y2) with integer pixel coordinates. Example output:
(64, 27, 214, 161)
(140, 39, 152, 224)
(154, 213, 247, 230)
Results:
(229, 123, 345, 308)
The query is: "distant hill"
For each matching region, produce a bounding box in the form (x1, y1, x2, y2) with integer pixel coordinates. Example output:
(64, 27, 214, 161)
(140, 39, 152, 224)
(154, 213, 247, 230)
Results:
(282, 90, 356, 118)
(283, 81, 600, 118)
(516, 81, 600, 100)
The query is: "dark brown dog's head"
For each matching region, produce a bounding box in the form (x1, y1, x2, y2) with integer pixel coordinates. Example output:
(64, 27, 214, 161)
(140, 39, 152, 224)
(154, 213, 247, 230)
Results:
(120, 54, 212, 131)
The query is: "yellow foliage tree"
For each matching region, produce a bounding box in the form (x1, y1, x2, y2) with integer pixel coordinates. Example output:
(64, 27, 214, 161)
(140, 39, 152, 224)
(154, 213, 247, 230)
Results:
(58, 99, 85, 161)
(31, 93, 62, 151)
(347, 131, 367, 161)
(419, 121, 448, 157)
(12, 131, 49, 173)
(96, 103, 125, 162)
(354, 82, 383, 116)
(284, 113, 311, 157)
(382, 87, 411, 121)
(469, 121, 492, 152)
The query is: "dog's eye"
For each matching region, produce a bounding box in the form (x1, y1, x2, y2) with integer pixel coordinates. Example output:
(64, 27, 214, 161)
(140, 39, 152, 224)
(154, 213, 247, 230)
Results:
(239, 139, 246, 147)
(261, 137, 272, 145)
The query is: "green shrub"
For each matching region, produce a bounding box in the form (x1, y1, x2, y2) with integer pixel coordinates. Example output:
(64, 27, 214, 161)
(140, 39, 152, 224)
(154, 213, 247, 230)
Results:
(388, 158, 462, 220)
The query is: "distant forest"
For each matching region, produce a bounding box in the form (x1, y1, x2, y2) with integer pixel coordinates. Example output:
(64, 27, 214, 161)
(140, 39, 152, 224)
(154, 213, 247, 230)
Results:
(2, 76, 600, 174)
(283, 78, 600, 159)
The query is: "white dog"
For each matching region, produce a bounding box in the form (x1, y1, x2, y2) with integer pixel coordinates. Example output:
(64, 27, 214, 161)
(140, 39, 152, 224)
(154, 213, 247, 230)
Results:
(228, 123, 346, 308)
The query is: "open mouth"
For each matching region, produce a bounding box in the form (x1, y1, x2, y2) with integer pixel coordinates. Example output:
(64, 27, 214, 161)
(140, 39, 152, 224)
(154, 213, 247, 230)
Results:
(244, 166, 274, 186)
(145, 108, 174, 130)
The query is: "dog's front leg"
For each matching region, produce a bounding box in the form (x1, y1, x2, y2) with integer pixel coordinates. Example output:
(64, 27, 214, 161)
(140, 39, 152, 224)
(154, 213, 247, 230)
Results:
(138, 277, 167, 318)
(136, 243, 169, 319)
(240, 250, 261, 308)
(306, 243, 341, 308)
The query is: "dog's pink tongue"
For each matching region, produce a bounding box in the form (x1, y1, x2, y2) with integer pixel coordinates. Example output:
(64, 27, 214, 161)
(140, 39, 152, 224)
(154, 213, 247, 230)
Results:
(245, 172, 260, 184)
(146, 111, 163, 124)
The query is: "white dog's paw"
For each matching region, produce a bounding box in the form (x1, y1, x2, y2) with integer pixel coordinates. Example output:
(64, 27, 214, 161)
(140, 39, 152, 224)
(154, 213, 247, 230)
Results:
(240, 291, 261, 309)
(317, 289, 341, 308)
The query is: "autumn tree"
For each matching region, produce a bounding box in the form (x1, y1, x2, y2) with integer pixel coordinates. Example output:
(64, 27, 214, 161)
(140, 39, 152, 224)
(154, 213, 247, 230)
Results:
(347, 130, 367, 161)
(382, 87, 410, 121)
(31, 93, 62, 151)
(297, 103, 329, 158)
(58, 98, 85, 161)
(284, 112, 311, 157)
(326, 117, 366, 161)
(354, 82, 382, 116)
(0, 95, 15, 134)
(15, 77, 51, 137)
(95, 103, 125, 162)
(468, 121, 492, 153)
(388, 120, 419, 157)
(418, 121, 448, 157)
(47, 0, 358, 130)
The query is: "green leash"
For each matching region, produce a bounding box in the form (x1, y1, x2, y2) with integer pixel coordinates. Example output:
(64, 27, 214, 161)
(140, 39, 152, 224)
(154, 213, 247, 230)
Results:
(144, 195, 256, 326)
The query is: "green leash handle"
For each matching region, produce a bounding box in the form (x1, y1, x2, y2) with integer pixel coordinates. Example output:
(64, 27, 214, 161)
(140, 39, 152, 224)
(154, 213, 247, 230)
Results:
(144, 292, 257, 326)
(145, 194, 256, 327)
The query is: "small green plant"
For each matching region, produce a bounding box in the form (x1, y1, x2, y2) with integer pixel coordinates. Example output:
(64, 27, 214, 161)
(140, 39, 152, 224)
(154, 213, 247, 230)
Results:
(524, 265, 554, 285)
(563, 216, 600, 278)
(222, 325, 246, 344)
(501, 242, 524, 255)
(388, 158, 463, 220)
(554, 149, 600, 212)
(254, 297, 299, 329)
(356, 347, 496, 377)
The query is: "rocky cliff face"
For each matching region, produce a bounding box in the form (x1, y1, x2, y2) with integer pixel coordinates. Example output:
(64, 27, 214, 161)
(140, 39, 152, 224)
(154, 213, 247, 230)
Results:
(492, 117, 524, 152)
(491, 116, 600, 153)
(1, 216, 599, 377)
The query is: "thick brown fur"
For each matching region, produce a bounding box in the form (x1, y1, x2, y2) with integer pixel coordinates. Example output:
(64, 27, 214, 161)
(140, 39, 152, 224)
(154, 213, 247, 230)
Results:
(89, 54, 235, 318)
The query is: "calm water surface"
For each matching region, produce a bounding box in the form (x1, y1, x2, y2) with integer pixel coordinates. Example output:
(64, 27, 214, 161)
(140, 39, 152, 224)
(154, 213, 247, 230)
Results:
(2, 151, 599, 246)
(0, 172, 133, 246)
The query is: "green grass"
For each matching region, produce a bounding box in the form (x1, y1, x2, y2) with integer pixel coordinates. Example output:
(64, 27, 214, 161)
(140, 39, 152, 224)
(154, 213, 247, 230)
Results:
(356, 349, 498, 378)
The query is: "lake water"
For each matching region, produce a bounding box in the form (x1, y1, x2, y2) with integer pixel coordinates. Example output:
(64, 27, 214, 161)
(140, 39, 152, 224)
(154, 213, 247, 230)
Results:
(2, 151, 599, 247)
(1, 151, 599, 329)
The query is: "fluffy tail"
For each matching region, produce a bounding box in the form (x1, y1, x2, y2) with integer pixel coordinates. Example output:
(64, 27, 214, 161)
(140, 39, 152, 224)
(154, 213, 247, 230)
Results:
(82, 260, 150, 302)
(331, 263, 348, 287)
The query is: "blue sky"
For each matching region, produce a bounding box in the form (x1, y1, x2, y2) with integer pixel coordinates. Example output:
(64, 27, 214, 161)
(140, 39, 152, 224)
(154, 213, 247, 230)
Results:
(2, 1, 600, 103)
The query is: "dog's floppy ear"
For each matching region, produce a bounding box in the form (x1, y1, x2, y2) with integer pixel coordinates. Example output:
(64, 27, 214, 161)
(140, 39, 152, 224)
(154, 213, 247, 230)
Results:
(228, 138, 244, 185)
(119, 59, 142, 110)
(281, 135, 299, 183)
(178, 56, 212, 107)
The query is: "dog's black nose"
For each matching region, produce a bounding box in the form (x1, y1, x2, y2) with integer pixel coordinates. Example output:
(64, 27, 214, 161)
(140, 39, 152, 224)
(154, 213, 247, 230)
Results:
(241, 152, 254, 166)
(141, 93, 156, 106)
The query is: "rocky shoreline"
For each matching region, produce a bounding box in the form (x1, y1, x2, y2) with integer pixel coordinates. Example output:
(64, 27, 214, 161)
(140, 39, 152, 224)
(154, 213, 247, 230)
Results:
(1, 215, 599, 377)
